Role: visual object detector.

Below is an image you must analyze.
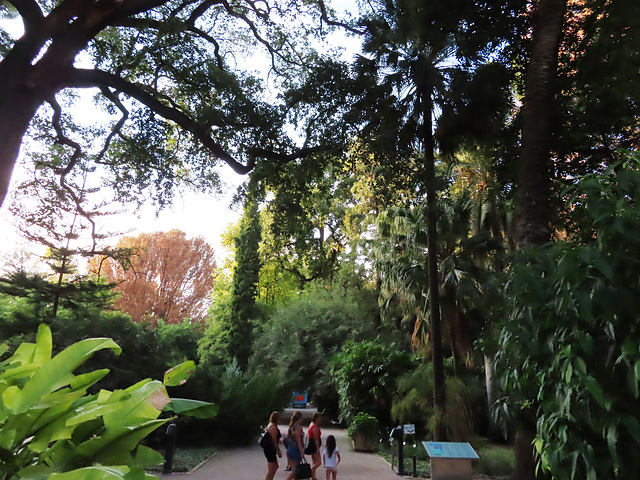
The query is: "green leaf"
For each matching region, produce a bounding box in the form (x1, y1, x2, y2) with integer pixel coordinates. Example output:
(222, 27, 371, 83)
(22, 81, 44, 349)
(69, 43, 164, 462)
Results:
(163, 361, 196, 387)
(133, 445, 164, 468)
(583, 376, 606, 409)
(606, 425, 619, 471)
(75, 419, 167, 462)
(5, 338, 122, 415)
(624, 416, 640, 446)
(33, 324, 53, 366)
(102, 381, 167, 430)
(163, 398, 219, 418)
(47, 465, 154, 480)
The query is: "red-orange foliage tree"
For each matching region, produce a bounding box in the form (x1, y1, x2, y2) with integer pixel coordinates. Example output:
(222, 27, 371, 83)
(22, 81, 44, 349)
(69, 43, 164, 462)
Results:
(89, 229, 216, 325)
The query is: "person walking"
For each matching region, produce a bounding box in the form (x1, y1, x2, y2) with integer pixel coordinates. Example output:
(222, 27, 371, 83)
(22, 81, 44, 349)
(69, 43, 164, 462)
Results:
(307, 412, 323, 480)
(285, 411, 306, 480)
(262, 411, 282, 480)
(322, 435, 341, 480)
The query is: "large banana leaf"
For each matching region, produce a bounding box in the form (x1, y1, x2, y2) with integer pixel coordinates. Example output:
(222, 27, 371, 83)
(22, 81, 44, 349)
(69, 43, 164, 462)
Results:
(4, 336, 121, 415)
(1, 324, 216, 480)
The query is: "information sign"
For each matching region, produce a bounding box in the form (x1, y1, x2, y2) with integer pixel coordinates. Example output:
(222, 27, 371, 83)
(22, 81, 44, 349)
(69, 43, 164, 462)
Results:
(423, 442, 479, 459)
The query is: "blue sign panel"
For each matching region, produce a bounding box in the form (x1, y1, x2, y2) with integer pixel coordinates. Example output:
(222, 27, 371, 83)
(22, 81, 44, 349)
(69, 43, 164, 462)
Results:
(423, 442, 479, 460)
(292, 391, 308, 408)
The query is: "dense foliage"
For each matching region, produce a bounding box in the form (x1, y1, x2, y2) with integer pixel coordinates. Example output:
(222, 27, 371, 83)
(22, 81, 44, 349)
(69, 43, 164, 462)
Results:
(0, 324, 216, 480)
(495, 153, 640, 479)
(331, 339, 415, 428)
(249, 284, 379, 416)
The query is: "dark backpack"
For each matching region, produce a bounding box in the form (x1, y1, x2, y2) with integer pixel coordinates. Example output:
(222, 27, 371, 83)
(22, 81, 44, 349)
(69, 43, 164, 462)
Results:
(259, 431, 272, 449)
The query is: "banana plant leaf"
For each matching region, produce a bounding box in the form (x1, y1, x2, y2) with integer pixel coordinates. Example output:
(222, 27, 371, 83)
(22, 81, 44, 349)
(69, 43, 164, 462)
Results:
(163, 361, 196, 387)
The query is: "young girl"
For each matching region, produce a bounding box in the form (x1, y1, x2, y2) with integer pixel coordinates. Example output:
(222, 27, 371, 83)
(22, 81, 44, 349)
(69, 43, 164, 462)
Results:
(322, 435, 341, 480)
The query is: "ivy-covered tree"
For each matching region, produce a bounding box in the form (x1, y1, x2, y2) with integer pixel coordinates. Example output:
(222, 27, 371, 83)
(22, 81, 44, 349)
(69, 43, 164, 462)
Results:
(227, 194, 262, 370)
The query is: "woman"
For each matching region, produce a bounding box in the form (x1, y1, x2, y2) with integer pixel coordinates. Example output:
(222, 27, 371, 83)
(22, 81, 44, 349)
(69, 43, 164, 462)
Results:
(285, 411, 305, 480)
(307, 412, 323, 480)
(263, 411, 282, 480)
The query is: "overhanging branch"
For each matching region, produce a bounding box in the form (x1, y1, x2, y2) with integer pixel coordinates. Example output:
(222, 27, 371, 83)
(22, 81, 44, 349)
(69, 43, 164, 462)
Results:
(65, 68, 331, 175)
(67, 67, 255, 174)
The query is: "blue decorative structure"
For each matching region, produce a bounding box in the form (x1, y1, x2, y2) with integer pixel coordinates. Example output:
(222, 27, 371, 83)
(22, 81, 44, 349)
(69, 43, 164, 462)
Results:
(291, 390, 308, 408)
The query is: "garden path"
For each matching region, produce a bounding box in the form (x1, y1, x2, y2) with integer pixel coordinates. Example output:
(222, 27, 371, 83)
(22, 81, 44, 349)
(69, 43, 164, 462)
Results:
(160, 427, 404, 480)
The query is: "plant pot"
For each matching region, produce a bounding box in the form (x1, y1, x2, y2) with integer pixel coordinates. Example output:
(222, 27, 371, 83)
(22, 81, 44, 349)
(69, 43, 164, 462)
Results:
(350, 432, 376, 452)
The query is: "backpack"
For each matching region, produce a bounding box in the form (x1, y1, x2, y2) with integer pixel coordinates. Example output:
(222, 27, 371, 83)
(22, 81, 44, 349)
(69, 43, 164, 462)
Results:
(259, 430, 272, 449)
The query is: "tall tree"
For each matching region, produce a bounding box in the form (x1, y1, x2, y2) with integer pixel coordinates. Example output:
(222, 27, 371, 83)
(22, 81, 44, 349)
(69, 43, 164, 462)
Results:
(0, 0, 352, 209)
(228, 193, 262, 370)
(514, 0, 568, 247)
(355, 0, 520, 440)
(89, 229, 216, 325)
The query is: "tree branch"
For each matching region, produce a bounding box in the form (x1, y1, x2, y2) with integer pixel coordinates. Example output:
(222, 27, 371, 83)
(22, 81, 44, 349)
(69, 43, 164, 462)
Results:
(219, 0, 289, 71)
(187, 0, 220, 24)
(112, 16, 225, 68)
(47, 95, 99, 252)
(48, 96, 83, 177)
(66, 68, 331, 175)
(96, 87, 129, 163)
(67, 68, 255, 174)
(317, 0, 364, 35)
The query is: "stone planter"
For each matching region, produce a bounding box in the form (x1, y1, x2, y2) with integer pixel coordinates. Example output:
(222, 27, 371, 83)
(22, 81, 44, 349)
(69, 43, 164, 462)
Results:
(350, 432, 376, 452)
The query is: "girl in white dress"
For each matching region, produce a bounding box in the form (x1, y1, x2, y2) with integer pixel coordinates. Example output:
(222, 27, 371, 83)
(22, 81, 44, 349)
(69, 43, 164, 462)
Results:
(322, 435, 341, 480)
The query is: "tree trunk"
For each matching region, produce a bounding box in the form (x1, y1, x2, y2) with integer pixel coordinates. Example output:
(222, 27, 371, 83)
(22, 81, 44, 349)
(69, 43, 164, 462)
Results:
(0, 90, 42, 207)
(515, 0, 568, 246)
(417, 54, 447, 441)
(512, 429, 540, 480)
(513, 0, 568, 478)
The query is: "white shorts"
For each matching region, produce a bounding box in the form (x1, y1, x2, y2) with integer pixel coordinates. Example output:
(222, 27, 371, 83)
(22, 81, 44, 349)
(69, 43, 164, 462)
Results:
(325, 466, 337, 472)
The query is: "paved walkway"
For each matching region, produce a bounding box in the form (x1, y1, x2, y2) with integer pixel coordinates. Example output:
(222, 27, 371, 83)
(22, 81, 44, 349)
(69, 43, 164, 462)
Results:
(160, 428, 405, 480)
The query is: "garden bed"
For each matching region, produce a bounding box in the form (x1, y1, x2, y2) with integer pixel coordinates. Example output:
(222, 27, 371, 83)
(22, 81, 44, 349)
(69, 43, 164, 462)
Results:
(148, 446, 217, 473)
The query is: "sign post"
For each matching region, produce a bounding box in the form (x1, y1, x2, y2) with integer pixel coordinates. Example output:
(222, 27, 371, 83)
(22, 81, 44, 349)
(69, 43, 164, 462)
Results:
(423, 442, 479, 480)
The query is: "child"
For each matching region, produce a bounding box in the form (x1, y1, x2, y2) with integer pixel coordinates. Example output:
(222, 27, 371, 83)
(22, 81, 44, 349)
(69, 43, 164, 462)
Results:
(323, 435, 341, 480)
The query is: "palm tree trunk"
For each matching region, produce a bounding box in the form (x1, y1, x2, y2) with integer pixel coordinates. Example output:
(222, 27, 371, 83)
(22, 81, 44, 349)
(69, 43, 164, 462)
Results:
(515, 0, 568, 246)
(417, 54, 446, 441)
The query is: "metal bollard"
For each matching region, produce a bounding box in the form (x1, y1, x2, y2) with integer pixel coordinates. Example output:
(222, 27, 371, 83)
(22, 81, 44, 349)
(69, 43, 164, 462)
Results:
(412, 455, 417, 477)
(163, 422, 177, 474)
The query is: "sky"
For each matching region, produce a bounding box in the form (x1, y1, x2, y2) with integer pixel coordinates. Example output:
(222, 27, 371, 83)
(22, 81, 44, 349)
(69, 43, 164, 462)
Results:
(0, 0, 361, 270)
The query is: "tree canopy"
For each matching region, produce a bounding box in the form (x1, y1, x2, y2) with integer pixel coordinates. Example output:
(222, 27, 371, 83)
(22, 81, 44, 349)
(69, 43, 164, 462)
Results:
(88, 229, 216, 324)
(0, 0, 355, 209)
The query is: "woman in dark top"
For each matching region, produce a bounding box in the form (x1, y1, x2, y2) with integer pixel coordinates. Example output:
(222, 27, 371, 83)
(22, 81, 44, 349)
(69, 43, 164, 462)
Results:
(263, 411, 282, 480)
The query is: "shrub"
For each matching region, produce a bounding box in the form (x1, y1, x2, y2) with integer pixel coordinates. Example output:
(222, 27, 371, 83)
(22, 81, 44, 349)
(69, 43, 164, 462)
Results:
(347, 412, 379, 437)
(331, 339, 416, 427)
(475, 445, 515, 477)
(179, 360, 289, 446)
(392, 361, 487, 441)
